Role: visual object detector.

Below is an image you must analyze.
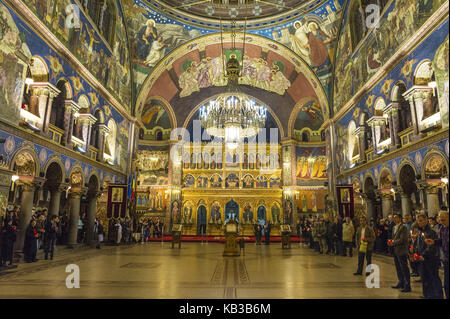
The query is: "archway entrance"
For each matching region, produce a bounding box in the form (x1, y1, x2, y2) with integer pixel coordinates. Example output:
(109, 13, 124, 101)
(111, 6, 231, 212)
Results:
(398, 164, 418, 216)
(225, 200, 239, 222)
(197, 205, 207, 235)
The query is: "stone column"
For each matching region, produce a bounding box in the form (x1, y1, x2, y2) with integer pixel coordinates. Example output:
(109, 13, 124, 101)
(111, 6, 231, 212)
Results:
(48, 184, 69, 217)
(97, 124, 109, 162)
(15, 181, 36, 252)
(63, 101, 80, 147)
(366, 198, 375, 222)
(67, 188, 84, 247)
(42, 87, 60, 135)
(86, 191, 100, 246)
(78, 113, 97, 156)
(400, 190, 412, 216)
(425, 184, 441, 217)
(380, 192, 393, 218)
(355, 126, 367, 163)
(403, 86, 433, 141)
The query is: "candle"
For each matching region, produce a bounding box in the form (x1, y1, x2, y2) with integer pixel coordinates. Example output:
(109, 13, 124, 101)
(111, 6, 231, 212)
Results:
(414, 253, 419, 259)
(388, 240, 393, 244)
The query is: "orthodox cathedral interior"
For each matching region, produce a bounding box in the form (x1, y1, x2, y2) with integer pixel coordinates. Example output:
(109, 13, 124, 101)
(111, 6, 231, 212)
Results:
(0, 0, 448, 300)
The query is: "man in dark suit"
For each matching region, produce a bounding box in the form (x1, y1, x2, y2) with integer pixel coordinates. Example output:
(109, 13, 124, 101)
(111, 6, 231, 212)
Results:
(388, 213, 411, 292)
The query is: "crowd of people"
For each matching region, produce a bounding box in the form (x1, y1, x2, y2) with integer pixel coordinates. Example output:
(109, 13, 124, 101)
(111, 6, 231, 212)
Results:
(0, 207, 63, 266)
(296, 210, 448, 299)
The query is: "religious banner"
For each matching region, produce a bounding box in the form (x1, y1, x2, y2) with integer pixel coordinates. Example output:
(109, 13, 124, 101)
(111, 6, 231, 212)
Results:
(337, 185, 354, 218)
(107, 184, 128, 218)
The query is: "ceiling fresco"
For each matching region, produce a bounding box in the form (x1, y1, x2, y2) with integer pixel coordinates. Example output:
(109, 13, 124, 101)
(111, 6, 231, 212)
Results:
(121, 0, 345, 120)
(150, 0, 328, 21)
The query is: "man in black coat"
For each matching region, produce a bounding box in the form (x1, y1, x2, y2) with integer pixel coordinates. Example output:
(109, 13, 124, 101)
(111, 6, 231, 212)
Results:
(24, 220, 39, 263)
(44, 215, 59, 260)
(264, 222, 271, 245)
(388, 214, 411, 292)
(415, 214, 443, 299)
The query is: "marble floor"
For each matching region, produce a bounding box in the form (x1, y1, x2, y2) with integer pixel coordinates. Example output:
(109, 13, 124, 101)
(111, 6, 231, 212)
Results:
(0, 242, 430, 299)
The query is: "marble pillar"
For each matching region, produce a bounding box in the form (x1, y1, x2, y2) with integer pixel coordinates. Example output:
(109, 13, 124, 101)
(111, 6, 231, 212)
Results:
(15, 182, 36, 252)
(67, 189, 82, 247)
(381, 193, 393, 218)
(400, 192, 412, 216)
(86, 192, 99, 245)
(425, 185, 441, 217)
(366, 199, 374, 222)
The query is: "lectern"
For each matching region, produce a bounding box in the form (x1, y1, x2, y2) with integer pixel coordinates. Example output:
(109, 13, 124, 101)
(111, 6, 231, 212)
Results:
(172, 224, 182, 248)
(223, 220, 240, 256)
(280, 224, 291, 249)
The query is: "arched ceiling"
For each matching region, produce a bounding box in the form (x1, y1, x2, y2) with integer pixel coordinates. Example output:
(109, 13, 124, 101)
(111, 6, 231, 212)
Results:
(121, 0, 345, 135)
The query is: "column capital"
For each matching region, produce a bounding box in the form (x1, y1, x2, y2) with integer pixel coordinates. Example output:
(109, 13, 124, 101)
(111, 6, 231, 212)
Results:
(55, 183, 70, 193)
(64, 100, 81, 113)
(367, 116, 386, 127)
(78, 112, 97, 126)
(403, 85, 433, 101)
(384, 102, 401, 115)
(98, 124, 110, 134)
(415, 179, 444, 192)
(69, 186, 88, 198)
(29, 82, 60, 98)
(355, 126, 367, 136)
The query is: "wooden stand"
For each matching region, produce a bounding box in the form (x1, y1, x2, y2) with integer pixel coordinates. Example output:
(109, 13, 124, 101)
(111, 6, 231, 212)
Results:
(223, 220, 240, 257)
(171, 224, 182, 249)
(281, 224, 291, 249)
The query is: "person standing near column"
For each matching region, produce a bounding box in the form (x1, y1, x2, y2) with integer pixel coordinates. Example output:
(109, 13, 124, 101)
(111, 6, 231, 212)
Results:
(1, 218, 17, 266)
(44, 215, 59, 260)
(23, 220, 39, 263)
(354, 216, 376, 276)
(342, 216, 355, 257)
(389, 213, 411, 292)
(96, 219, 104, 249)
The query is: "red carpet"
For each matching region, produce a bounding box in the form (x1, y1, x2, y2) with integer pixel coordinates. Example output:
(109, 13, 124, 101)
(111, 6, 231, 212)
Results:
(146, 235, 304, 243)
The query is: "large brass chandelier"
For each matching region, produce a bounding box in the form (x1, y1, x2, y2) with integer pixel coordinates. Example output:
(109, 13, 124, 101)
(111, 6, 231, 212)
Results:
(199, 20, 267, 149)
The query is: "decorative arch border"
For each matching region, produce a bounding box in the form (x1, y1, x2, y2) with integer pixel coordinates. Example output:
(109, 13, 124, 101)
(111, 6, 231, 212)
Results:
(87, 169, 101, 191)
(43, 154, 66, 182)
(396, 156, 419, 186)
(182, 93, 285, 137)
(421, 147, 450, 179)
(362, 172, 376, 194)
(93, 107, 106, 124)
(139, 95, 177, 130)
(378, 165, 394, 189)
(55, 77, 73, 100)
(390, 80, 407, 102)
(68, 162, 85, 186)
(30, 55, 49, 81)
(413, 59, 434, 85)
(287, 96, 323, 137)
(9, 142, 40, 177)
(373, 96, 386, 112)
(135, 32, 330, 121)
(78, 94, 90, 110)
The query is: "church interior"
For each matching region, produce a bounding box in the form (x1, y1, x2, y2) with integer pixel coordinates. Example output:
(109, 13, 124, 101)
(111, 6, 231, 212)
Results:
(0, 0, 448, 300)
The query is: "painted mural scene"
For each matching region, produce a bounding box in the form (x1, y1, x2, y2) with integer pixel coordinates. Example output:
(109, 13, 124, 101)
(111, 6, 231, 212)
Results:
(0, 0, 448, 302)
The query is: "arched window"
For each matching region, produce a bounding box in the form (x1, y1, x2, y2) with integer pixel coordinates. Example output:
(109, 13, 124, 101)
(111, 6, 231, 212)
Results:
(90, 109, 104, 148)
(155, 129, 163, 141)
(391, 82, 412, 132)
(50, 80, 70, 131)
(105, 118, 116, 163)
